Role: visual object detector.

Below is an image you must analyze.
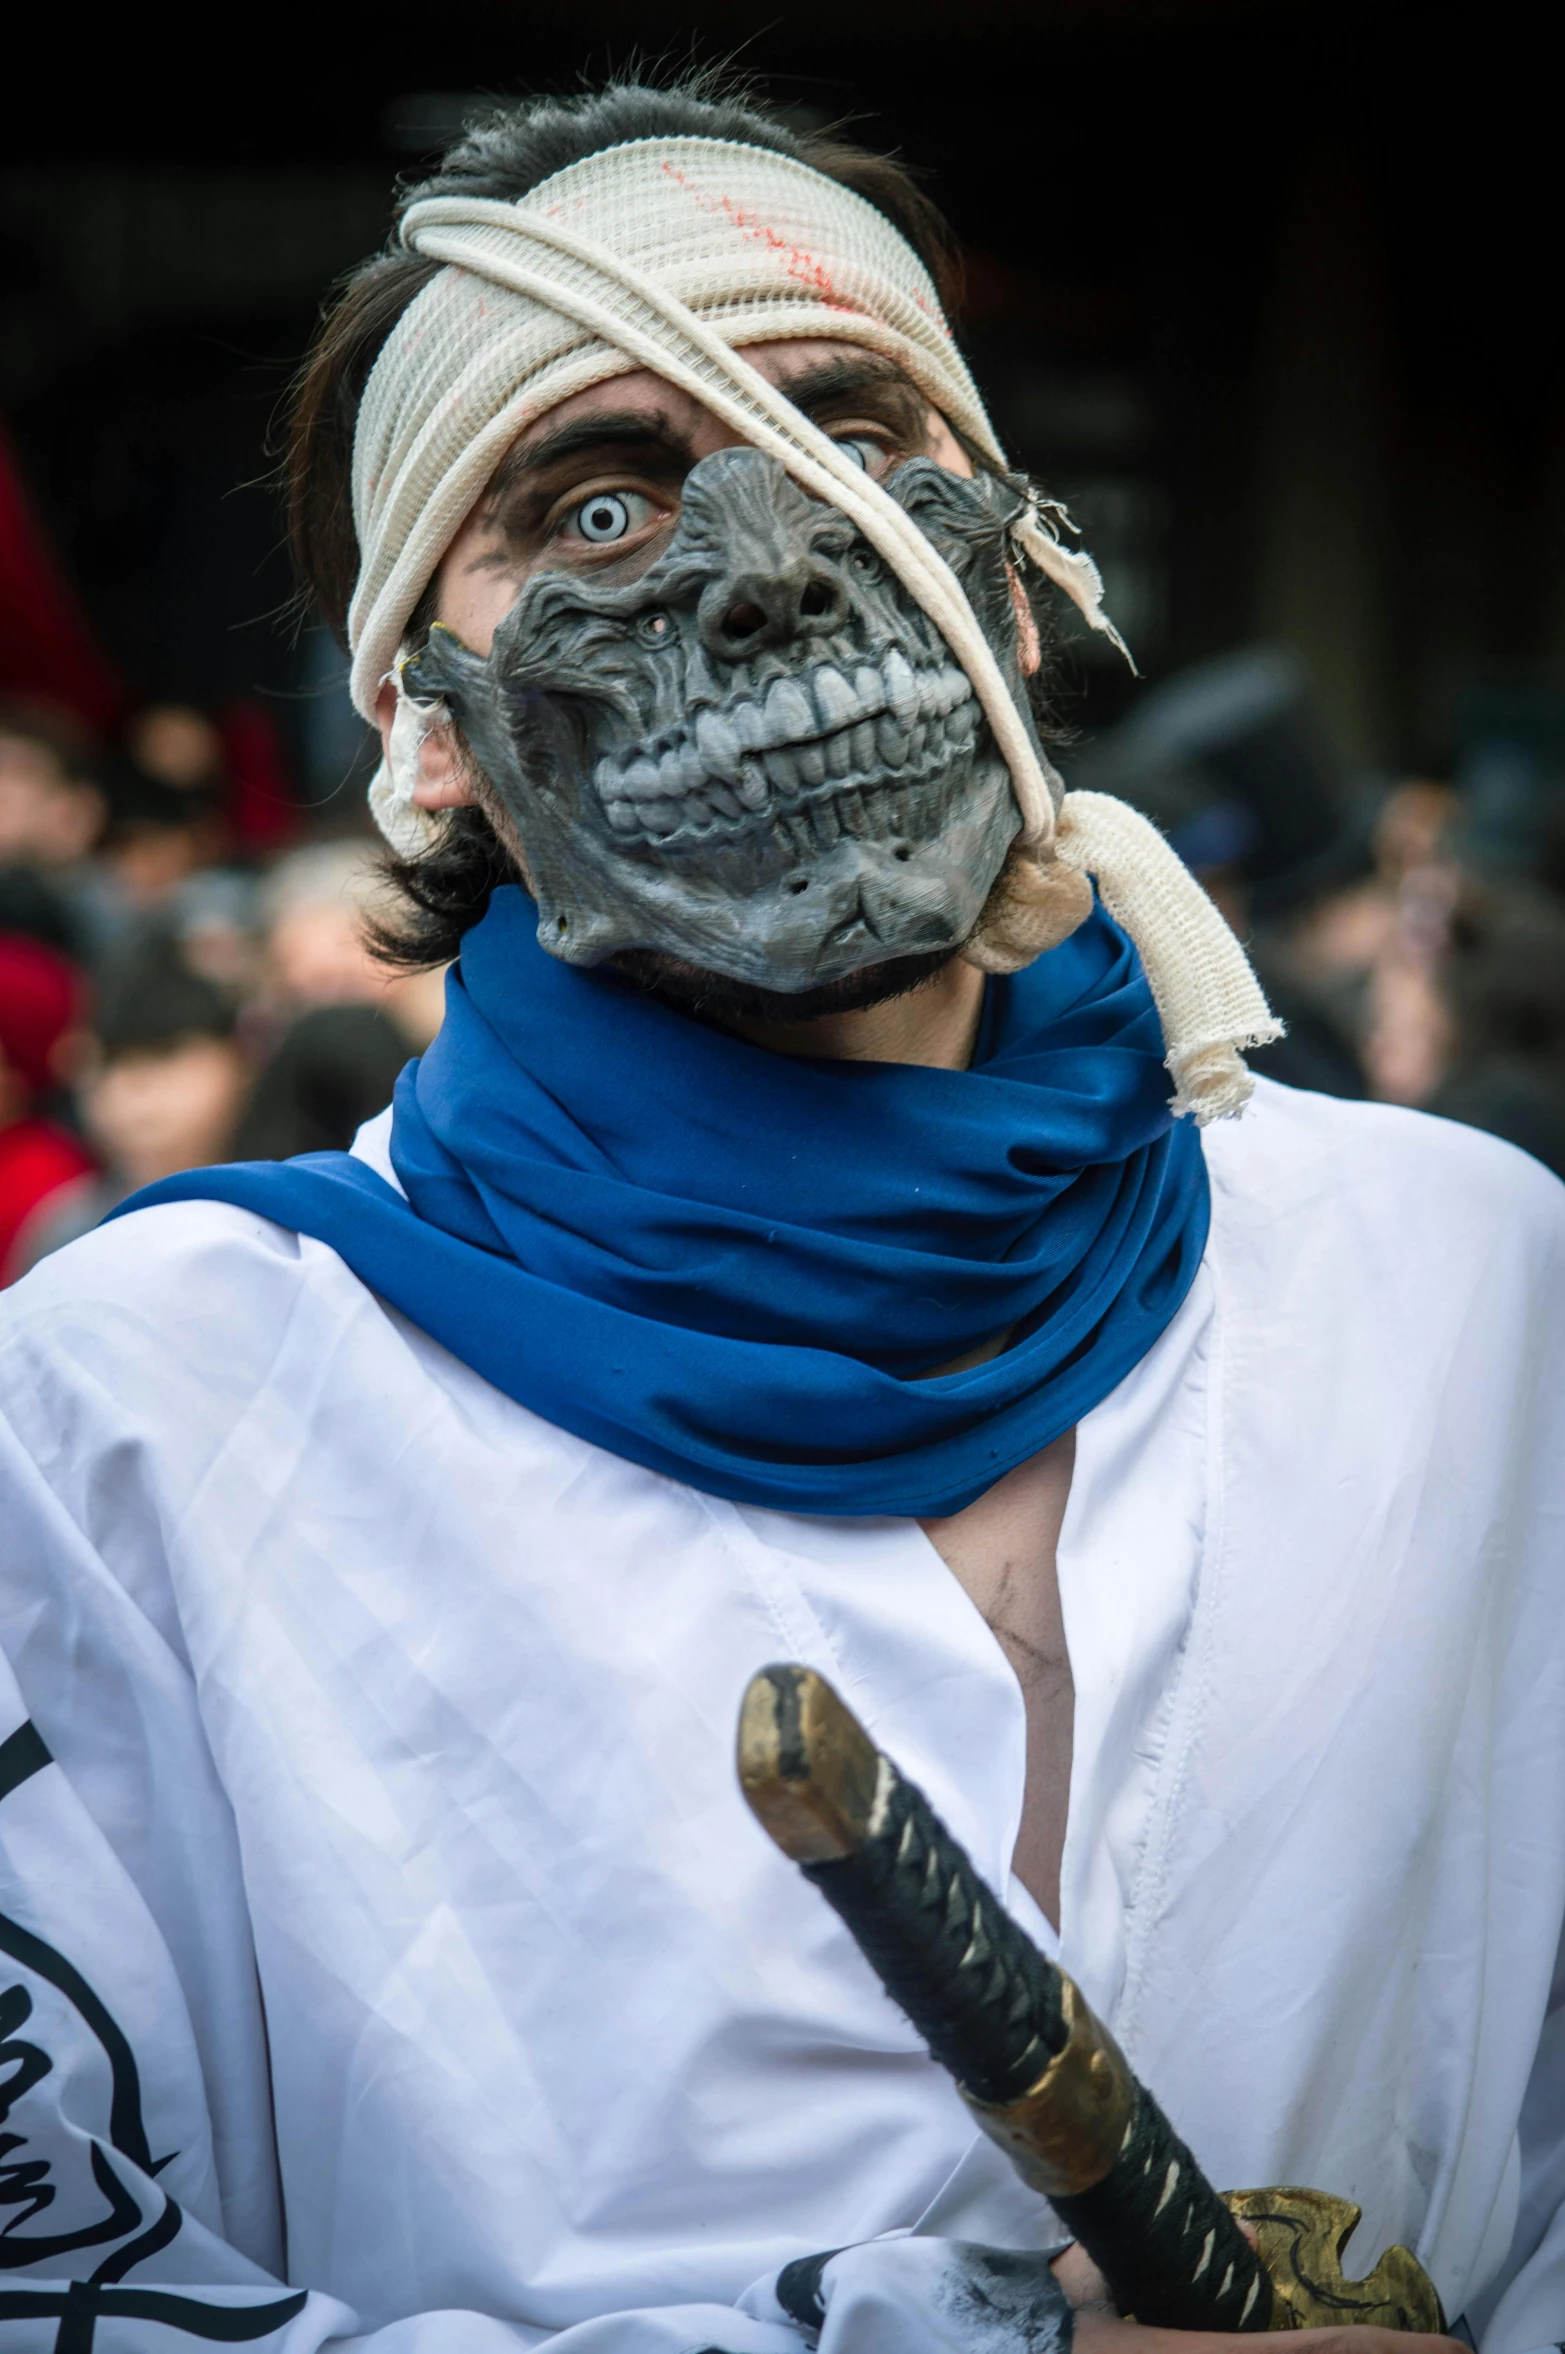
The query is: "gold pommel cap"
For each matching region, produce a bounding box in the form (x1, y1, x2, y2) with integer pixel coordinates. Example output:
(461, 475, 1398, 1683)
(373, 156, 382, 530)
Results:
(737, 1665, 884, 1865)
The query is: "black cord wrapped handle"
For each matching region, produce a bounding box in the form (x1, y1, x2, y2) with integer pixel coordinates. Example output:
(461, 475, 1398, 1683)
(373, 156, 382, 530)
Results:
(738, 1665, 1274, 2334)
(804, 1767, 1067, 2105)
(1053, 2088, 1271, 2331)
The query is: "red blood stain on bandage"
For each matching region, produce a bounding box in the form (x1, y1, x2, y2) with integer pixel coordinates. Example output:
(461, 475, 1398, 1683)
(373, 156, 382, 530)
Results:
(661, 163, 856, 311)
(909, 288, 955, 340)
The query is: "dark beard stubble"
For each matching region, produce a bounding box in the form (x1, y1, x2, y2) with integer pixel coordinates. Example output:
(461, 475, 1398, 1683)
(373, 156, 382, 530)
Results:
(606, 943, 961, 1025)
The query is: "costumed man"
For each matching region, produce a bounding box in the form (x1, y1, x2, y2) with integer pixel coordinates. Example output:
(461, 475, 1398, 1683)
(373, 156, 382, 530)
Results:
(2, 79, 1563, 2354)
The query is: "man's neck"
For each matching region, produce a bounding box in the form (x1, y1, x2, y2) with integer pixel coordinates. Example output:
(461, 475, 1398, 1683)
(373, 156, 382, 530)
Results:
(723, 956, 987, 1070)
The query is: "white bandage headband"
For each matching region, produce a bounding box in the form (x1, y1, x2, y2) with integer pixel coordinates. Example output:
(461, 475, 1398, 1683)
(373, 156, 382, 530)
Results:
(349, 134, 1279, 1117)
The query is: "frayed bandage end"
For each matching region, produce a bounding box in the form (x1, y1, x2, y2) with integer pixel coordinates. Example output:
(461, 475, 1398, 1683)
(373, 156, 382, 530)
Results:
(1167, 1042, 1260, 1123)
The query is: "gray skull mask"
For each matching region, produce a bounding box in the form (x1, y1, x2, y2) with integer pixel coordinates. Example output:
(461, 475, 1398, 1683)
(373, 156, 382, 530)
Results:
(404, 448, 1048, 991)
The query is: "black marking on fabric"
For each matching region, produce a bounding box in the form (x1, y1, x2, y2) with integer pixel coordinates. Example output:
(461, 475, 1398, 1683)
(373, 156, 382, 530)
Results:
(0, 1722, 51, 1806)
(0, 1911, 154, 2174)
(0, 2282, 309, 2352)
(90, 2164, 183, 2283)
(775, 2247, 841, 2329)
(2, 1920, 181, 2273)
(1, 1979, 51, 2116)
(0, 2125, 142, 2269)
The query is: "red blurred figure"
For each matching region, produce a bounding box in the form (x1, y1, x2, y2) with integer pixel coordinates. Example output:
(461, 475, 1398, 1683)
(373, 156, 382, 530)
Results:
(0, 931, 93, 1282)
(220, 699, 301, 853)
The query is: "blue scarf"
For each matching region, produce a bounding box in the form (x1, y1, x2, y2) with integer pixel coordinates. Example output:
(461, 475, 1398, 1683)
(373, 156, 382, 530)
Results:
(117, 885, 1208, 1517)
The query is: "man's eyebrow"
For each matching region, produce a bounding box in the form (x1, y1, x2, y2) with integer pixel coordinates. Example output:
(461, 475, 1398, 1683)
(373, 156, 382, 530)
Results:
(484, 411, 695, 508)
(481, 360, 922, 518)
(767, 354, 921, 415)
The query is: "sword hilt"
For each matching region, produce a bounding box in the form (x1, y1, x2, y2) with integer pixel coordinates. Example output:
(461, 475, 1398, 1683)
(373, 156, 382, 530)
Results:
(738, 1663, 1276, 2332)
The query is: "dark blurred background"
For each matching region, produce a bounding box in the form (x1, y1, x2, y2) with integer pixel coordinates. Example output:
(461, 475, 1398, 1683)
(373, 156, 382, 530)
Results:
(5, 0, 1565, 1278)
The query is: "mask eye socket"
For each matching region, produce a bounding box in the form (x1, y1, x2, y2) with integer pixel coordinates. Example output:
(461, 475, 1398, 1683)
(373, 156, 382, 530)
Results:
(567, 489, 655, 546)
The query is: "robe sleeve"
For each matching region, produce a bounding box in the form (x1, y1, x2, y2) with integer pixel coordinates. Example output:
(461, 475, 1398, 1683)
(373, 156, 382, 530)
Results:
(0, 1409, 799, 2354)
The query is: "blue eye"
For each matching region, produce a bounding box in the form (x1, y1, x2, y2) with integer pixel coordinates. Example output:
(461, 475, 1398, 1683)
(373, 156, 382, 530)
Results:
(560, 487, 663, 551)
(835, 436, 882, 474)
(574, 492, 633, 543)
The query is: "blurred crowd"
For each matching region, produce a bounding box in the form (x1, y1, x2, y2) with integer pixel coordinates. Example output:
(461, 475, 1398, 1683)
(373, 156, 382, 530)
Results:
(1067, 648, 1565, 1180)
(0, 696, 442, 1285)
(5, 647, 1565, 1287)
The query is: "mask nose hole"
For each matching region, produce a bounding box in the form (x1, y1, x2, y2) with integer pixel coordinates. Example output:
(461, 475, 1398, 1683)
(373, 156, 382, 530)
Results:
(720, 598, 768, 645)
(706, 566, 849, 657)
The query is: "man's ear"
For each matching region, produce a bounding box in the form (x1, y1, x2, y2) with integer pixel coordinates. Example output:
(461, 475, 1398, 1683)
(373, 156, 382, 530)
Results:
(372, 677, 480, 811)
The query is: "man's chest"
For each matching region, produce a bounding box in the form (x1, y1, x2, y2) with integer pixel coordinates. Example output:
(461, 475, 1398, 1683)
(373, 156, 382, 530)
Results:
(919, 1429, 1078, 1930)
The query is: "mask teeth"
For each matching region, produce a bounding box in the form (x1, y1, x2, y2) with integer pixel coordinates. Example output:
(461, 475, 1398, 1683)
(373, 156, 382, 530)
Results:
(599, 702, 981, 845)
(594, 651, 980, 842)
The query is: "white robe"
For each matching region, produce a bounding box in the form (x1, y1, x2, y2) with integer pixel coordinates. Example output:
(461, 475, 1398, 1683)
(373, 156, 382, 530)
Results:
(2, 1079, 1563, 2354)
